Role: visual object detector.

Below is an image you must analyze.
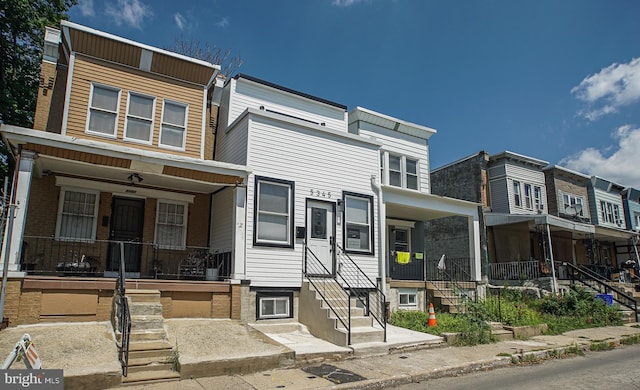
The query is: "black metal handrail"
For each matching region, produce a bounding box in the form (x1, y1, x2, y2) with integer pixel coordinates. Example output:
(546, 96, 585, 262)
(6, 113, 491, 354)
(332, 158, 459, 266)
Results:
(429, 259, 477, 314)
(303, 246, 351, 342)
(114, 242, 131, 377)
(335, 244, 387, 342)
(565, 262, 638, 322)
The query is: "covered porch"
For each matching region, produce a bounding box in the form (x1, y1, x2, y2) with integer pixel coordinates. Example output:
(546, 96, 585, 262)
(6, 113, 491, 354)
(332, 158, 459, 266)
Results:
(485, 213, 640, 286)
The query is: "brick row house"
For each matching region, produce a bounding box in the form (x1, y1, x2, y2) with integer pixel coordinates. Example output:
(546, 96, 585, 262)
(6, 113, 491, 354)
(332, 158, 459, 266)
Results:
(430, 150, 640, 289)
(0, 22, 481, 344)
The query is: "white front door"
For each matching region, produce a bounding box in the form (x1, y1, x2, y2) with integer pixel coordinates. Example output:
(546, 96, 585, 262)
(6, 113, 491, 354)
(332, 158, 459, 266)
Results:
(306, 200, 335, 275)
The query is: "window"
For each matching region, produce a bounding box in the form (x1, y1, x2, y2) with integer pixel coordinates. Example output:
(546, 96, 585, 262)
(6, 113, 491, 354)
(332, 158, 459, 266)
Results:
(391, 227, 410, 252)
(513, 181, 521, 207)
(254, 177, 294, 247)
(383, 154, 419, 190)
(256, 292, 293, 319)
(56, 189, 99, 241)
(534, 186, 543, 210)
(155, 200, 188, 249)
(406, 158, 418, 190)
(600, 200, 622, 225)
(524, 184, 532, 209)
(124, 92, 155, 143)
(87, 84, 120, 136)
(344, 192, 373, 254)
(562, 193, 584, 216)
(634, 212, 640, 230)
(389, 155, 402, 187)
(160, 100, 188, 149)
(398, 288, 417, 308)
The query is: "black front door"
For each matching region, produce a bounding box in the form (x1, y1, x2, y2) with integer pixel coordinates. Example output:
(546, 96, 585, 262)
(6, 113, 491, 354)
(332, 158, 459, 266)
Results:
(107, 197, 145, 273)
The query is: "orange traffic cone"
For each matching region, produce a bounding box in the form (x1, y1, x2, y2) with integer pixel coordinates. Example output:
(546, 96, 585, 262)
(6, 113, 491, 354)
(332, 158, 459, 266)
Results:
(427, 303, 437, 327)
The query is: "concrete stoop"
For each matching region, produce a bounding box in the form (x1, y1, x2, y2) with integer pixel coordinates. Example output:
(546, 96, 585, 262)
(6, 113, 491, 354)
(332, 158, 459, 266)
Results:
(115, 289, 180, 386)
(488, 321, 514, 341)
(299, 281, 385, 347)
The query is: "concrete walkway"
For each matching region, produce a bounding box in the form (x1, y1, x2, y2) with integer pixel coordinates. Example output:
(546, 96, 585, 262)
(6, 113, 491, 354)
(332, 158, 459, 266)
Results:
(3, 320, 640, 389)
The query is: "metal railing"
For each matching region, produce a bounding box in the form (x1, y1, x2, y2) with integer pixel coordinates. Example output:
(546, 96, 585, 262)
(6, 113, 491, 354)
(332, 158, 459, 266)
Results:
(565, 262, 638, 322)
(336, 244, 386, 341)
(428, 259, 477, 314)
(19, 236, 231, 280)
(303, 244, 387, 345)
(489, 260, 541, 281)
(114, 242, 131, 377)
(303, 246, 352, 343)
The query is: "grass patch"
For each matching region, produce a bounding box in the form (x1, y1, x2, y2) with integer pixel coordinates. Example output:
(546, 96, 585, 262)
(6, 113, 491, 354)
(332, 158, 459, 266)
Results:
(621, 334, 640, 345)
(589, 341, 615, 351)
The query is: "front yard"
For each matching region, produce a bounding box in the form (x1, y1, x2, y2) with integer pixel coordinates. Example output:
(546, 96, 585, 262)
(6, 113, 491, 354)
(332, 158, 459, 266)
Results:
(391, 287, 624, 345)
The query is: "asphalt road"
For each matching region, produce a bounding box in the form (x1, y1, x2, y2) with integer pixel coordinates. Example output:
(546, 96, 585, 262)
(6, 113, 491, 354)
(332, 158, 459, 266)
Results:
(393, 344, 640, 390)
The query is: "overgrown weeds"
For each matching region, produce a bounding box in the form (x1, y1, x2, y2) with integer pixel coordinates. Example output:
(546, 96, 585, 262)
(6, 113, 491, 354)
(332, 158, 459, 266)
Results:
(390, 287, 623, 346)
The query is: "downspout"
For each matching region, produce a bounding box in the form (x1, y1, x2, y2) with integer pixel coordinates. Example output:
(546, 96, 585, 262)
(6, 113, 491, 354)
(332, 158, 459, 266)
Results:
(371, 175, 386, 295)
(545, 223, 558, 294)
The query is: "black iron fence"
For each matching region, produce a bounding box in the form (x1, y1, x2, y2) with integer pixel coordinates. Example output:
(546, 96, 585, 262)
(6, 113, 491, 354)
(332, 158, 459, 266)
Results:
(19, 236, 231, 280)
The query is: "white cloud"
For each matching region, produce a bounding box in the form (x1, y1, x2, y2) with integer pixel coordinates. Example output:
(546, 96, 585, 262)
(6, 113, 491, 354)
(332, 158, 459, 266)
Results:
(332, 0, 367, 6)
(571, 57, 640, 121)
(78, 0, 95, 17)
(174, 12, 186, 31)
(560, 124, 640, 189)
(105, 0, 153, 29)
(215, 17, 229, 28)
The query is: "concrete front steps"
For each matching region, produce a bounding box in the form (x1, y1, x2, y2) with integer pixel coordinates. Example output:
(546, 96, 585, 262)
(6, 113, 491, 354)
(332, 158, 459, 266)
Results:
(487, 321, 514, 341)
(117, 289, 180, 386)
(299, 281, 385, 347)
(426, 281, 476, 314)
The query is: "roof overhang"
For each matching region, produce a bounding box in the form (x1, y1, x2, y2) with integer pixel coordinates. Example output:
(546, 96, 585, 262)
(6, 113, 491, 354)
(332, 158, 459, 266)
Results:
(1, 125, 250, 193)
(382, 185, 480, 221)
(486, 213, 594, 233)
(349, 107, 437, 141)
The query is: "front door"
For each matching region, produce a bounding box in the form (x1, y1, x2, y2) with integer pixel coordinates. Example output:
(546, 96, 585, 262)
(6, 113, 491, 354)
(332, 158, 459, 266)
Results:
(306, 200, 335, 275)
(107, 197, 145, 274)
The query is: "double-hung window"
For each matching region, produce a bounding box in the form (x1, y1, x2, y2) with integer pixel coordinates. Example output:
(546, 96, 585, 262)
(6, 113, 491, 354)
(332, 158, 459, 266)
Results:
(534, 186, 543, 211)
(388, 155, 402, 187)
(562, 193, 584, 216)
(254, 177, 294, 247)
(155, 200, 188, 249)
(524, 184, 532, 209)
(87, 84, 120, 137)
(160, 100, 188, 149)
(513, 181, 521, 207)
(56, 188, 99, 241)
(125, 92, 155, 143)
(344, 192, 373, 254)
(406, 158, 418, 190)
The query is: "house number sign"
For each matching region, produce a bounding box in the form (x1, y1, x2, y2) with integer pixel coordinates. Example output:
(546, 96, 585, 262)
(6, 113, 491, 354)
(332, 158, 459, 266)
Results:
(309, 189, 332, 198)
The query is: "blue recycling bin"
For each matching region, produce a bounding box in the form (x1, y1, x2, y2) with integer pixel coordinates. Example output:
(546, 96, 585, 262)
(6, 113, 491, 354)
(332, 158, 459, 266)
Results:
(595, 293, 613, 306)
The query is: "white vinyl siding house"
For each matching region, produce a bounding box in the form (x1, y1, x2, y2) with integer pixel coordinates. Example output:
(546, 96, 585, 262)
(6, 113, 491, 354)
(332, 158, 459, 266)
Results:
(215, 75, 381, 289)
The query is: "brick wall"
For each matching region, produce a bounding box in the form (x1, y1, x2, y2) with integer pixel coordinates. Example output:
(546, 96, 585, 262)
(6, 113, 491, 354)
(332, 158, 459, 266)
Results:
(33, 61, 57, 130)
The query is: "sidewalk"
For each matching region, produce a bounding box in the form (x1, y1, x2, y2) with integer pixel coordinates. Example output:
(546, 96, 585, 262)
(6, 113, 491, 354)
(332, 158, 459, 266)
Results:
(119, 323, 640, 390)
(2, 320, 640, 389)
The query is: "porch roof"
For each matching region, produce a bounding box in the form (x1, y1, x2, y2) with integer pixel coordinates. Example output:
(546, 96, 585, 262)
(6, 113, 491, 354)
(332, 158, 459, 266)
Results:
(1, 125, 251, 193)
(485, 213, 595, 234)
(382, 185, 480, 221)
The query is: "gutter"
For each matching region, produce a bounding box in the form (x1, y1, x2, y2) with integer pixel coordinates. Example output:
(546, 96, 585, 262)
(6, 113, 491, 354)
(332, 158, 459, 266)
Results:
(371, 175, 387, 295)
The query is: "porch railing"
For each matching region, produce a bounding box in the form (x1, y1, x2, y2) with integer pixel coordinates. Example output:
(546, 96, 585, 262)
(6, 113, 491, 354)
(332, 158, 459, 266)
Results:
(489, 260, 541, 281)
(428, 257, 477, 314)
(19, 236, 231, 280)
(113, 242, 131, 377)
(565, 262, 638, 322)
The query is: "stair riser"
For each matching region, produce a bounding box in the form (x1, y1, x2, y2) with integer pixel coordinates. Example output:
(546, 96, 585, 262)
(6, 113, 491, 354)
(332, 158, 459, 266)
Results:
(126, 363, 174, 374)
(337, 330, 385, 344)
(129, 304, 163, 316)
(329, 316, 372, 327)
(127, 294, 161, 304)
(129, 349, 173, 360)
(127, 332, 167, 342)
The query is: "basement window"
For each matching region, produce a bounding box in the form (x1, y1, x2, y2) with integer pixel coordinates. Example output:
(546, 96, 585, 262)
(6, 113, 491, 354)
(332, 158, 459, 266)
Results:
(398, 288, 417, 309)
(257, 291, 293, 319)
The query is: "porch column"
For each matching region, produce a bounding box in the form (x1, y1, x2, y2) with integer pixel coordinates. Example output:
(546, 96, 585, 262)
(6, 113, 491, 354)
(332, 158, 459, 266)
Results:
(1, 151, 36, 273)
(230, 186, 247, 280)
(467, 213, 482, 282)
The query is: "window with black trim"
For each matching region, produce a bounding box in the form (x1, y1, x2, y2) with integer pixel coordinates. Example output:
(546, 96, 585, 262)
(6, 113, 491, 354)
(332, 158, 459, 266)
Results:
(254, 176, 294, 247)
(343, 192, 374, 254)
(256, 291, 293, 319)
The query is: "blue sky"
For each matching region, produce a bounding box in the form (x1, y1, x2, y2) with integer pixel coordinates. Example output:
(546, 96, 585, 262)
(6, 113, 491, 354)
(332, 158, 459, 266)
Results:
(69, 0, 640, 188)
